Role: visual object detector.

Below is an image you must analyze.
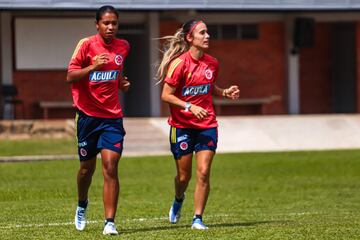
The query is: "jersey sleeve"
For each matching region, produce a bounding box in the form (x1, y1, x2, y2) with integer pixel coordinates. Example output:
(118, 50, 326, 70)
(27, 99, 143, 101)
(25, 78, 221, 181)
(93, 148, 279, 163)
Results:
(68, 38, 90, 72)
(164, 58, 184, 88)
(122, 39, 131, 58)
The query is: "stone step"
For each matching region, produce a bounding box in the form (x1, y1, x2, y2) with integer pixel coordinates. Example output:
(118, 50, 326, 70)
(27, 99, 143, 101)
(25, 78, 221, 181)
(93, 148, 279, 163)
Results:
(124, 119, 168, 154)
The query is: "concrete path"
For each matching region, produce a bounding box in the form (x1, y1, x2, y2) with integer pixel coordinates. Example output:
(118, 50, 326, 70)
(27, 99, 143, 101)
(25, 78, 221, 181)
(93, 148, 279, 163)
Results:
(1, 114, 360, 162)
(150, 114, 360, 152)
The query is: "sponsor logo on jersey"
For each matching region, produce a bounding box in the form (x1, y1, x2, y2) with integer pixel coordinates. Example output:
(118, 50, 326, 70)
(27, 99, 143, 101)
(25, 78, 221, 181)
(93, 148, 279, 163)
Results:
(182, 84, 210, 97)
(180, 142, 188, 150)
(114, 55, 123, 66)
(89, 70, 119, 82)
(204, 69, 213, 80)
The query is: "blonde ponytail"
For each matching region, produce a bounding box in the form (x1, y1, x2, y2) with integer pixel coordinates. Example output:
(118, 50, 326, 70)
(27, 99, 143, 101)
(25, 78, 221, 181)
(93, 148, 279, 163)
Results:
(156, 28, 189, 84)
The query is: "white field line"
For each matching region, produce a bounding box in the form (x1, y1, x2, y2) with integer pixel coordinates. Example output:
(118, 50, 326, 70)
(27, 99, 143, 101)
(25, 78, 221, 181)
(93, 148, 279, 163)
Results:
(0, 214, 230, 230)
(288, 212, 319, 216)
(0, 212, 322, 230)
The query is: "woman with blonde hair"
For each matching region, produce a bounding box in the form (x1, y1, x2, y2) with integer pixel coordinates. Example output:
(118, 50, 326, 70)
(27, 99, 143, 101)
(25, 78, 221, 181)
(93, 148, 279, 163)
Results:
(157, 19, 240, 230)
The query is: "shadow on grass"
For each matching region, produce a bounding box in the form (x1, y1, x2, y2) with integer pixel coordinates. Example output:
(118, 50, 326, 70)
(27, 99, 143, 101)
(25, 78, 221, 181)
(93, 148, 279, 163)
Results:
(121, 220, 290, 235)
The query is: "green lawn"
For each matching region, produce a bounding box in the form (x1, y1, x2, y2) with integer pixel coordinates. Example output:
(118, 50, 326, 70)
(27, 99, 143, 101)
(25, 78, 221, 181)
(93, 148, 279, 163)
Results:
(0, 139, 76, 156)
(1, 150, 360, 239)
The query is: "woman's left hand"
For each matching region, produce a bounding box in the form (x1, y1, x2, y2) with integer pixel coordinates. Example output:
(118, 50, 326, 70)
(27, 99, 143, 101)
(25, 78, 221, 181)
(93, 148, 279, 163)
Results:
(224, 85, 240, 99)
(119, 76, 130, 92)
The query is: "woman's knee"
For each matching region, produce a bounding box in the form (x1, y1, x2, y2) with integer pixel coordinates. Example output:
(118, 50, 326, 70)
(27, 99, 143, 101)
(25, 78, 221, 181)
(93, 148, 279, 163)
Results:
(79, 162, 96, 176)
(197, 167, 210, 182)
(102, 161, 118, 178)
(177, 172, 191, 184)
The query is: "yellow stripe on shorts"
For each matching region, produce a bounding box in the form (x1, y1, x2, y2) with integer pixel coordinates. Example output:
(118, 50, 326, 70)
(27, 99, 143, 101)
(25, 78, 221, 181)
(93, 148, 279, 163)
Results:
(74, 112, 79, 143)
(171, 126, 177, 143)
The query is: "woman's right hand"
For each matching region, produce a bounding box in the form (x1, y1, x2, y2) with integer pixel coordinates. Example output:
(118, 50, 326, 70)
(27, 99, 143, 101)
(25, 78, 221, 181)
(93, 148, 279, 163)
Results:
(92, 53, 109, 70)
(190, 104, 208, 120)
(67, 54, 108, 83)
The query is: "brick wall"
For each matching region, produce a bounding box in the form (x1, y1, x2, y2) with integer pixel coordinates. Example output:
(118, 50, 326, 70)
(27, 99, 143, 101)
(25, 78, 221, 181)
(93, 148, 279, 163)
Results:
(299, 23, 332, 114)
(14, 20, 343, 118)
(13, 71, 74, 119)
(159, 20, 287, 116)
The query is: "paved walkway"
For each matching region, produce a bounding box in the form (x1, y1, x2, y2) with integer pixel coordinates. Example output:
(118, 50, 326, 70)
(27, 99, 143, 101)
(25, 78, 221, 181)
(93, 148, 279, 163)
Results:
(0, 118, 169, 162)
(2, 114, 360, 162)
(150, 114, 360, 152)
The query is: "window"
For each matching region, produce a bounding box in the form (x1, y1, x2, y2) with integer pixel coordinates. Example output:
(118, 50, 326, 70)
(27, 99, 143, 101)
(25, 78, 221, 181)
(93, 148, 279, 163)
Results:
(207, 24, 219, 39)
(15, 18, 95, 70)
(207, 24, 259, 40)
(222, 24, 238, 39)
(241, 24, 259, 39)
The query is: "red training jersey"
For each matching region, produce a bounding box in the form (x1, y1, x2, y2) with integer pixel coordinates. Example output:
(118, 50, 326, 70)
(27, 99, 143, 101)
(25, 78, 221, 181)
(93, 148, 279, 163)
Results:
(164, 51, 219, 129)
(68, 34, 130, 118)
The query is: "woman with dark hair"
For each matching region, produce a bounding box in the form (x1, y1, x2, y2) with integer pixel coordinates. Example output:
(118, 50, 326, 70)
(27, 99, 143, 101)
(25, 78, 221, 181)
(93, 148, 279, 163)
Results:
(67, 5, 130, 235)
(157, 19, 240, 230)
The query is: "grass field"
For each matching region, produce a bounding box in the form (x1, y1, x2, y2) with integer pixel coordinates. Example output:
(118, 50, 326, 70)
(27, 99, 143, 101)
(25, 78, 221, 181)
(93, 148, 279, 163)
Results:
(0, 138, 76, 156)
(1, 150, 360, 239)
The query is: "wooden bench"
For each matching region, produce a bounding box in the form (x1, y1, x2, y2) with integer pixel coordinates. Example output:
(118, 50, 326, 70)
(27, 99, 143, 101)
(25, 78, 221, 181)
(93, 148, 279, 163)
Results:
(213, 95, 281, 115)
(39, 101, 74, 119)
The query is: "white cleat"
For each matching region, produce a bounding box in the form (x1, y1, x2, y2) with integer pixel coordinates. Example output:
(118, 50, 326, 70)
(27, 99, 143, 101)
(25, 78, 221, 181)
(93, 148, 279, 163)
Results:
(103, 222, 119, 235)
(74, 206, 87, 231)
(169, 195, 185, 224)
(191, 218, 209, 230)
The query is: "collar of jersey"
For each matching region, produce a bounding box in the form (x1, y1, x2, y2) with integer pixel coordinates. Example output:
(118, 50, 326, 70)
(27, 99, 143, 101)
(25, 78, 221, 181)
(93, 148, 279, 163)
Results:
(96, 34, 114, 47)
(187, 51, 205, 64)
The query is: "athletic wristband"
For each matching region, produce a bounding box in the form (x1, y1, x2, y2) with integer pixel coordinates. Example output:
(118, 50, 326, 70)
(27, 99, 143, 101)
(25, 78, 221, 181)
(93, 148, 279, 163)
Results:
(184, 102, 191, 112)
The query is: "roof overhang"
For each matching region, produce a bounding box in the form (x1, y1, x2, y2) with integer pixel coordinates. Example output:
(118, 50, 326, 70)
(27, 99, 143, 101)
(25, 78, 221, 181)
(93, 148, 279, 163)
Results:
(1, 1, 360, 11)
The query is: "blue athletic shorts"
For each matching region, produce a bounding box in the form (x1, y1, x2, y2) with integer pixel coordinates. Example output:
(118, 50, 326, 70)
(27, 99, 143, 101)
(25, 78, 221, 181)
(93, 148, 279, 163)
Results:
(75, 110, 126, 161)
(169, 126, 218, 160)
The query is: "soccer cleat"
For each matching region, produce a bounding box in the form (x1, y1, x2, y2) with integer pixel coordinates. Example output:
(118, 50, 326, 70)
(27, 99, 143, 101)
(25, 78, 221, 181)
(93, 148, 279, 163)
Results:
(191, 218, 209, 230)
(74, 205, 87, 231)
(103, 222, 119, 235)
(169, 195, 185, 223)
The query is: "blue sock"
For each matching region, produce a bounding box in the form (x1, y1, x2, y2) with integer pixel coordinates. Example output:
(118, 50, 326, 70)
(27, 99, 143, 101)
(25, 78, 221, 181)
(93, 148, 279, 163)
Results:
(194, 215, 202, 221)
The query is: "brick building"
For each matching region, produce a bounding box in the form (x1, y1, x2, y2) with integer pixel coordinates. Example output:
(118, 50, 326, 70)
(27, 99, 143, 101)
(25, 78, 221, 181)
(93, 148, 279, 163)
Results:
(0, 1, 359, 119)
